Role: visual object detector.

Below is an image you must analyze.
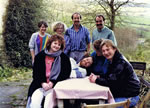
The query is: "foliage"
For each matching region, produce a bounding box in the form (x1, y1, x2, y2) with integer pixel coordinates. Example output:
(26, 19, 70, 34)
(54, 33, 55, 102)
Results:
(0, 66, 12, 78)
(84, 0, 132, 30)
(0, 66, 32, 82)
(2, 0, 46, 67)
(114, 27, 138, 53)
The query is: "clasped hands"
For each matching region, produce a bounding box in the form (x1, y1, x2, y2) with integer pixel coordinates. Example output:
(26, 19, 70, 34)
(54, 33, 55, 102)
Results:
(41, 81, 53, 91)
(89, 73, 100, 83)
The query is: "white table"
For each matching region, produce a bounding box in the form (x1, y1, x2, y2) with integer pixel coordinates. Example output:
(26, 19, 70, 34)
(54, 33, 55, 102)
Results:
(54, 77, 115, 108)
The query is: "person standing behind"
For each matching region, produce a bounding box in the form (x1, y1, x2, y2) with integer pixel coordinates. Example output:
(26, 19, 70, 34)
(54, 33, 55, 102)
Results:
(65, 12, 91, 63)
(92, 14, 117, 46)
(27, 35, 71, 108)
(52, 22, 71, 56)
(29, 21, 51, 63)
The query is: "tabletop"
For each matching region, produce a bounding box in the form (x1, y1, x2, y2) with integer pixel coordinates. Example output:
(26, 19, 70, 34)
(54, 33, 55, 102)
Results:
(54, 77, 115, 103)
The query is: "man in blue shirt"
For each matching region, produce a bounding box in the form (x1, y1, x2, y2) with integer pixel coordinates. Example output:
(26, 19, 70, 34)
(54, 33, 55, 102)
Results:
(65, 12, 91, 63)
(92, 14, 117, 46)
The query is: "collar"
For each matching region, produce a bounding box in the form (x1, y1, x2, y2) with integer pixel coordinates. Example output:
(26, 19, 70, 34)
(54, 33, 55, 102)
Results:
(71, 24, 83, 30)
(97, 26, 106, 32)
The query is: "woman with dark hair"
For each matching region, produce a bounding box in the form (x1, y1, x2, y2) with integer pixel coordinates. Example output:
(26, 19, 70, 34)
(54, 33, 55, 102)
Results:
(27, 35, 71, 108)
(89, 39, 140, 108)
(29, 21, 51, 63)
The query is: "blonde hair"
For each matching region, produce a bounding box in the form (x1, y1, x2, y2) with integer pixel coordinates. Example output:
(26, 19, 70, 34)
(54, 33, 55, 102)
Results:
(51, 21, 67, 33)
(100, 39, 118, 51)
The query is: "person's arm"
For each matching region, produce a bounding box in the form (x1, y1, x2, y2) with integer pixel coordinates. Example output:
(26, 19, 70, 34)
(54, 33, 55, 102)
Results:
(64, 35, 71, 56)
(109, 31, 117, 46)
(29, 33, 36, 63)
(86, 43, 91, 54)
(86, 28, 91, 54)
(30, 50, 35, 63)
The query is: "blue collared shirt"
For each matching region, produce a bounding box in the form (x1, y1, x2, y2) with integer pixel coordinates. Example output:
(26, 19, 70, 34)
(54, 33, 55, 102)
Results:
(65, 25, 91, 51)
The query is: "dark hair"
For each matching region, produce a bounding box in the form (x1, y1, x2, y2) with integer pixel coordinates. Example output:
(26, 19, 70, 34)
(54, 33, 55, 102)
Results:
(95, 14, 105, 22)
(38, 21, 48, 28)
(71, 12, 82, 20)
(93, 39, 103, 51)
(46, 34, 65, 51)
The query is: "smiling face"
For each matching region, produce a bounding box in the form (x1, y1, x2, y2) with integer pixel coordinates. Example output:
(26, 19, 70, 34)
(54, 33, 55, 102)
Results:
(49, 40, 61, 53)
(72, 13, 81, 26)
(101, 44, 116, 61)
(80, 57, 93, 68)
(56, 25, 64, 35)
(95, 16, 105, 30)
(39, 24, 47, 35)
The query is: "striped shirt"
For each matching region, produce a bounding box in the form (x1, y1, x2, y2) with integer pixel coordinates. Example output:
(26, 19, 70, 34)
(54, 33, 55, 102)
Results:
(29, 32, 51, 55)
(65, 25, 91, 51)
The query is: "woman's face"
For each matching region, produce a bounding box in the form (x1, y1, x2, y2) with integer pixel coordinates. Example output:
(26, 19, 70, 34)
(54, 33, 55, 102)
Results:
(80, 57, 93, 68)
(56, 25, 64, 35)
(39, 24, 47, 34)
(101, 44, 116, 61)
(49, 40, 61, 53)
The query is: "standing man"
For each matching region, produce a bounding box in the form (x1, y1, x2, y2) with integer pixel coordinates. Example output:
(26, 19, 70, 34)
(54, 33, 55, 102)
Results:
(92, 14, 117, 46)
(65, 12, 91, 63)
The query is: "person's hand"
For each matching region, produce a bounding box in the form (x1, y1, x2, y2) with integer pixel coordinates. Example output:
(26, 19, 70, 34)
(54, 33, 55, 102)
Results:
(89, 73, 98, 83)
(48, 81, 53, 89)
(42, 82, 51, 91)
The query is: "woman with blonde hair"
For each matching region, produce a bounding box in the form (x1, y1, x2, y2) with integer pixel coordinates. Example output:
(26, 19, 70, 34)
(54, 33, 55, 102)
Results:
(52, 22, 70, 56)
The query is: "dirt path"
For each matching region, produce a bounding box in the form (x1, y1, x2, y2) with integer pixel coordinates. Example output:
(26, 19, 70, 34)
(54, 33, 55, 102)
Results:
(0, 79, 31, 108)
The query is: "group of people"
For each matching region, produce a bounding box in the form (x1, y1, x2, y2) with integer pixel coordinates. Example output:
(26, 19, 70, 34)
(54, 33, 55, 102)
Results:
(27, 12, 140, 108)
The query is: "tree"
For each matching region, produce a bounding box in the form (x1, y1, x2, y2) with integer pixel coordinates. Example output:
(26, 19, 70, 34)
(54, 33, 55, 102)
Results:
(93, 0, 131, 30)
(2, 0, 46, 67)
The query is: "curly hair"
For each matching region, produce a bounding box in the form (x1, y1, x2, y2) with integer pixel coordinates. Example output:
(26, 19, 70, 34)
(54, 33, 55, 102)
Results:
(46, 34, 65, 51)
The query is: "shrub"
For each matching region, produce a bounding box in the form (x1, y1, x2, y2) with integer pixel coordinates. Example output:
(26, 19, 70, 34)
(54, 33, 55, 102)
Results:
(2, 0, 46, 67)
(114, 27, 138, 54)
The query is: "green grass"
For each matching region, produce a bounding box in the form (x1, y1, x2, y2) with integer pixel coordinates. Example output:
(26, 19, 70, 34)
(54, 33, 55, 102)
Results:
(0, 66, 32, 82)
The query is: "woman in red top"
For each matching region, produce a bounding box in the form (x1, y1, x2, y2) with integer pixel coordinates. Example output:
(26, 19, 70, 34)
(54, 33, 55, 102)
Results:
(27, 35, 71, 108)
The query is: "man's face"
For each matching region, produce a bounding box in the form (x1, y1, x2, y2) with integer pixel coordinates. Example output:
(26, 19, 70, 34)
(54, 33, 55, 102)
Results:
(72, 14, 81, 26)
(95, 16, 105, 30)
(80, 57, 93, 68)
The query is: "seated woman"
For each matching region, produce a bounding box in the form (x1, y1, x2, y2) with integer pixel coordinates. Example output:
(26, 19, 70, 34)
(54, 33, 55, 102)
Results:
(91, 39, 109, 76)
(26, 35, 71, 108)
(89, 39, 140, 108)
